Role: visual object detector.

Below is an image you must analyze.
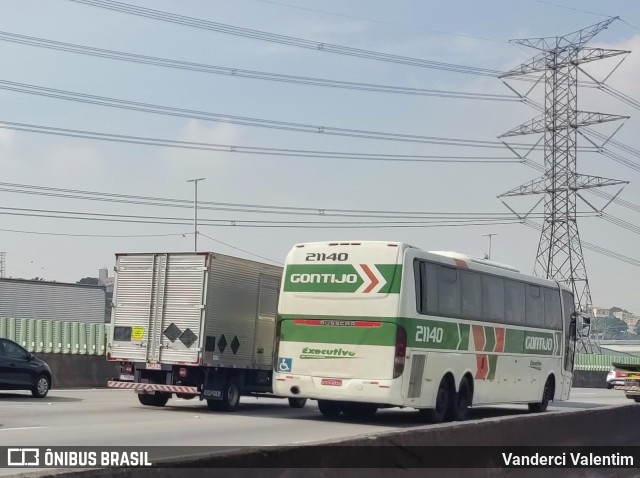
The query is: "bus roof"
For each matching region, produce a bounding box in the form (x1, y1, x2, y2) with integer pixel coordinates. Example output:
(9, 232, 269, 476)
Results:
(288, 241, 572, 293)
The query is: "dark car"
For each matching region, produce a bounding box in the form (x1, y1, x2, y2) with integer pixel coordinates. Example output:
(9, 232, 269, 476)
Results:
(0, 338, 52, 398)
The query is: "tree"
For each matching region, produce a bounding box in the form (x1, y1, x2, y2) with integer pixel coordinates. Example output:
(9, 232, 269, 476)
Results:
(77, 277, 99, 285)
(592, 316, 630, 340)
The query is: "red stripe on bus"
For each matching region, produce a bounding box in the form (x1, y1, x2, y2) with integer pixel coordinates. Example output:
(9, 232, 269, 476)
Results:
(360, 264, 379, 293)
(354, 321, 382, 328)
(472, 325, 486, 352)
(294, 319, 322, 326)
(495, 328, 505, 353)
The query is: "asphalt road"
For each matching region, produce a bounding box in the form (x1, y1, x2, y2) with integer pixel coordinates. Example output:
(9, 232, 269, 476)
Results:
(0, 387, 632, 475)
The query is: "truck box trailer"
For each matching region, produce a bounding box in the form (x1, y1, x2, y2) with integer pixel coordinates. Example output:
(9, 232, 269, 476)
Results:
(106, 251, 306, 410)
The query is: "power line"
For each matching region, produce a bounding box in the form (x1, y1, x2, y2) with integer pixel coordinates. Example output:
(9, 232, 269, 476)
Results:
(0, 120, 521, 164)
(0, 227, 190, 238)
(251, 0, 508, 44)
(198, 232, 282, 265)
(0, 31, 517, 102)
(0, 78, 525, 148)
(68, 0, 504, 76)
(0, 203, 535, 224)
(0, 206, 527, 228)
(0, 181, 548, 218)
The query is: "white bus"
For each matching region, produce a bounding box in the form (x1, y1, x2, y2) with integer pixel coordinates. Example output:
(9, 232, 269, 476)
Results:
(273, 241, 578, 421)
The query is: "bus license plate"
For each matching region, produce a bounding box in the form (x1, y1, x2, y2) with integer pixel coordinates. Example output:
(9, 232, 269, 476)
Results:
(321, 379, 342, 386)
(146, 363, 162, 370)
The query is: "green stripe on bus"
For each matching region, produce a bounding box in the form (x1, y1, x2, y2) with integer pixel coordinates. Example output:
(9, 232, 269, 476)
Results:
(484, 326, 496, 352)
(282, 264, 402, 293)
(280, 318, 396, 346)
(487, 355, 498, 380)
(279, 314, 563, 356)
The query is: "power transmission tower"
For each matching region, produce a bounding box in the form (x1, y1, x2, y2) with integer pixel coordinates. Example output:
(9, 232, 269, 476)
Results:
(497, 18, 630, 353)
(0, 252, 5, 278)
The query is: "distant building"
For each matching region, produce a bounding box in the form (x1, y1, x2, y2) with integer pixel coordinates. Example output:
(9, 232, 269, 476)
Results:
(0, 277, 106, 323)
(98, 267, 114, 293)
(592, 307, 610, 318)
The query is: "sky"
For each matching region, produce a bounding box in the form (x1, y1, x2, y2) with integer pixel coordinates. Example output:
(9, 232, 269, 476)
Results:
(0, 0, 638, 312)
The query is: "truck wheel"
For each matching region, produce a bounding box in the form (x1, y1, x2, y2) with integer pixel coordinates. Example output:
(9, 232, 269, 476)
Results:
(209, 381, 241, 411)
(138, 392, 169, 407)
(288, 397, 307, 409)
(317, 400, 342, 418)
(528, 377, 554, 413)
(634, 397, 640, 403)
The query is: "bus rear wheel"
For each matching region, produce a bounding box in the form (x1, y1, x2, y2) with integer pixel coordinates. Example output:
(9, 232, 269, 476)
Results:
(419, 378, 450, 423)
(317, 400, 342, 418)
(453, 378, 472, 421)
(528, 377, 554, 413)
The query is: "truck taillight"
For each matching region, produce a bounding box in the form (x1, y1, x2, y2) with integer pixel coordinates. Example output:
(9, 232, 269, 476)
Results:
(123, 363, 133, 374)
(179, 367, 188, 378)
(393, 326, 407, 379)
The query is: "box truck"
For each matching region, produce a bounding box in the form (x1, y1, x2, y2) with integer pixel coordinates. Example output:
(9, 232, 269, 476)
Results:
(106, 251, 306, 410)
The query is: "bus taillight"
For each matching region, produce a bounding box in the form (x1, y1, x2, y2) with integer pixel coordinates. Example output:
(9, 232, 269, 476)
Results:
(274, 319, 282, 366)
(394, 326, 407, 379)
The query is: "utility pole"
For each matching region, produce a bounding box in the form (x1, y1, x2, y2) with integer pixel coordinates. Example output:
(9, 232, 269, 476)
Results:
(187, 178, 206, 251)
(482, 234, 497, 260)
(497, 18, 630, 353)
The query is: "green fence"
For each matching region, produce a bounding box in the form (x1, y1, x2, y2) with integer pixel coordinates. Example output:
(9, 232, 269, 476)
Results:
(574, 353, 640, 371)
(0, 317, 108, 355)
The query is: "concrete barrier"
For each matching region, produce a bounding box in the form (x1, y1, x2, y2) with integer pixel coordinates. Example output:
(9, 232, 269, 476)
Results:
(16, 404, 640, 478)
(38, 353, 118, 389)
(572, 370, 608, 388)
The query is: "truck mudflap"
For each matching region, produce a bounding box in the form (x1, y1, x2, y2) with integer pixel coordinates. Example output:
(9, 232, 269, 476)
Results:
(107, 381, 198, 394)
(615, 385, 640, 395)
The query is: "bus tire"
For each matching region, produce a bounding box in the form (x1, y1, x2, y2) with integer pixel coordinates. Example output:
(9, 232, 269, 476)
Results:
(317, 399, 342, 418)
(138, 392, 169, 407)
(342, 403, 378, 419)
(453, 377, 472, 421)
(288, 397, 307, 408)
(419, 378, 450, 423)
(528, 376, 554, 413)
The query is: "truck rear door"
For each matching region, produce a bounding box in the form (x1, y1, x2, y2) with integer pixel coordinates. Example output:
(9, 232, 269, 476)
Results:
(110, 253, 207, 365)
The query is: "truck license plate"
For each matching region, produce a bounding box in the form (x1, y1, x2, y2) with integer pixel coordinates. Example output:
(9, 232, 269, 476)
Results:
(146, 363, 162, 370)
(119, 374, 135, 381)
(321, 379, 342, 386)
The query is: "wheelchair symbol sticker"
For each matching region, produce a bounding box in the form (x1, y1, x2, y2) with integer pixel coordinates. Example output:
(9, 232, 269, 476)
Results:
(278, 357, 292, 372)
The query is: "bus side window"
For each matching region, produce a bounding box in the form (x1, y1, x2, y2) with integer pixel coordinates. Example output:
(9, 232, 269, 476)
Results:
(461, 270, 482, 320)
(482, 275, 505, 322)
(543, 288, 562, 330)
(505, 280, 525, 325)
(525, 285, 544, 327)
(438, 266, 460, 317)
(414, 261, 438, 315)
